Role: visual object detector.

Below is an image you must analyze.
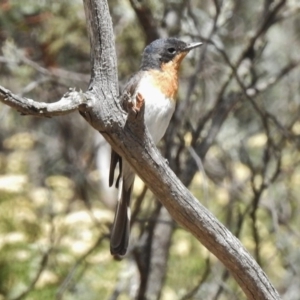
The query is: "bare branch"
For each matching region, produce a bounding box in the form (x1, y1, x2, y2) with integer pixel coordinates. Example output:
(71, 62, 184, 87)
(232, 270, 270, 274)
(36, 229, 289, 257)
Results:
(0, 53, 90, 83)
(247, 60, 300, 97)
(0, 86, 89, 117)
(11, 249, 51, 300)
(56, 234, 106, 299)
(180, 257, 211, 300)
(128, 0, 160, 43)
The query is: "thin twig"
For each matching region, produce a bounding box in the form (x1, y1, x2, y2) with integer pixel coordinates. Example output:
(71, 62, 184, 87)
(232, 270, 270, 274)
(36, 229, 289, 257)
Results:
(56, 234, 106, 299)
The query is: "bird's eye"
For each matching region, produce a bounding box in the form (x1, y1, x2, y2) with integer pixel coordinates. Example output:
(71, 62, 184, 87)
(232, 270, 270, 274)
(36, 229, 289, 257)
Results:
(167, 47, 176, 54)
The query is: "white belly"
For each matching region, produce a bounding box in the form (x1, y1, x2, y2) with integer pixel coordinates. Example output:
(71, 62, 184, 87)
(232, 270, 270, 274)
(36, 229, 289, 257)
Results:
(137, 76, 175, 144)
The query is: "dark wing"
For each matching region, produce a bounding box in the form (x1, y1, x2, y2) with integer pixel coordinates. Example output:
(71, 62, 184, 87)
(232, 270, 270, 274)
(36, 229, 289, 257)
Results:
(108, 71, 144, 188)
(109, 149, 122, 188)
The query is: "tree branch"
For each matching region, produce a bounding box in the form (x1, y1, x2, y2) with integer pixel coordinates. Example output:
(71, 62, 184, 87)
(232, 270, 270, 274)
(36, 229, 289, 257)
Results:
(80, 1, 281, 298)
(128, 0, 160, 44)
(0, 86, 89, 117)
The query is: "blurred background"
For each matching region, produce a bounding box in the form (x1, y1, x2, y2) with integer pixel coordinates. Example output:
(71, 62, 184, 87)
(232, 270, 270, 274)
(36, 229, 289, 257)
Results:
(1, 0, 300, 299)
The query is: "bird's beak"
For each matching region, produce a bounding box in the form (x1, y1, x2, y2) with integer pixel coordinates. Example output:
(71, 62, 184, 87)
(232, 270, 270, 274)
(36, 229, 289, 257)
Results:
(183, 42, 203, 51)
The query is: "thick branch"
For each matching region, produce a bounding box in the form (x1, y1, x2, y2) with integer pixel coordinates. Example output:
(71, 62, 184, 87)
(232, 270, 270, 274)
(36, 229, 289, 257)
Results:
(0, 86, 89, 117)
(80, 1, 281, 299)
(83, 0, 119, 93)
(103, 112, 279, 300)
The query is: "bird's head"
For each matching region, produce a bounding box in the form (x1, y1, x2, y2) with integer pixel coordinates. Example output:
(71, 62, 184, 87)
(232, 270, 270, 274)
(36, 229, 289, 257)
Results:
(140, 38, 202, 71)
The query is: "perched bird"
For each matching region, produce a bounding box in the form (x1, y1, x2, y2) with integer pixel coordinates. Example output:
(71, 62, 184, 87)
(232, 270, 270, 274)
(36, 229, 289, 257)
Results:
(109, 38, 202, 256)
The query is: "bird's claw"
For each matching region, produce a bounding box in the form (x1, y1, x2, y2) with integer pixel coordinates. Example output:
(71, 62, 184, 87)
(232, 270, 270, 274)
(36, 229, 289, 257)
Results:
(126, 92, 144, 115)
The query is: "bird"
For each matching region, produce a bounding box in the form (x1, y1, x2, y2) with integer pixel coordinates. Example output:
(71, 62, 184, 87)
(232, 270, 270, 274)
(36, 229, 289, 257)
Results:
(109, 37, 202, 257)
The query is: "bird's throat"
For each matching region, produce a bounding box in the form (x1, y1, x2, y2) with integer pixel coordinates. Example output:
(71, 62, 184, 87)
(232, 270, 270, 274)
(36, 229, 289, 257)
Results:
(156, 51, 188, 99)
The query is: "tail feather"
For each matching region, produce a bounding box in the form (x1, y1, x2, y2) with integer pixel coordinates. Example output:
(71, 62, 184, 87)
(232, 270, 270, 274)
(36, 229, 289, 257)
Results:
(109, 150, 122, 188)
(110, 180, 133, 256)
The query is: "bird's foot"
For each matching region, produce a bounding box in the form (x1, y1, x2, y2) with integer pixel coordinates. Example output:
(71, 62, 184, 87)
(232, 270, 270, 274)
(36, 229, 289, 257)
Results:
(127, 92, 144, 115)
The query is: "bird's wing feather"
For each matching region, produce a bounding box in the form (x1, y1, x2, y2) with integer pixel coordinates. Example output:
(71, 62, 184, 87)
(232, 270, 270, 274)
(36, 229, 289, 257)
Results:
(108, 71, 144, 188)
(120, 71, 144, 111)
(109, 149, 122, 188)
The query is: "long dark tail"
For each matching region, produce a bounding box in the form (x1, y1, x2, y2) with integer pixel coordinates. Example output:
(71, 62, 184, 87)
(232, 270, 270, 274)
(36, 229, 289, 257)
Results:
(110, 179, 133, 256)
